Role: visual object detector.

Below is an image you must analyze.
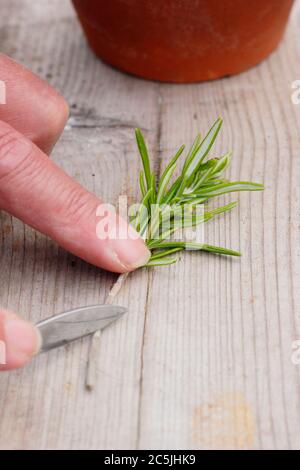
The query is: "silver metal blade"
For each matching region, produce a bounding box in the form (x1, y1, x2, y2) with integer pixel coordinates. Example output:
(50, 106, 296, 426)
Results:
(36, 305, 127, 353)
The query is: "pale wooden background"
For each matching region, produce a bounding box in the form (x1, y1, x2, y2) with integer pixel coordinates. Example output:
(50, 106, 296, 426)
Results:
(0, 0, 300, 450)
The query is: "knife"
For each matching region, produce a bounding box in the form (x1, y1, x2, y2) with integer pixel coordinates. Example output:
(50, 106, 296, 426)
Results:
(36, 305, 127, 353)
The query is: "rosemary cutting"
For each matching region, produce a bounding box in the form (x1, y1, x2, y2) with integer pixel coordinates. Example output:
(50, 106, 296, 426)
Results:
(85, 118, 263, 390)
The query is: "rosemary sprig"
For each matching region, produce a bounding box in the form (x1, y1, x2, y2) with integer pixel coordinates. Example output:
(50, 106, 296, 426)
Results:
(85, 118, 263, 390)
(133, 118, 263, 266)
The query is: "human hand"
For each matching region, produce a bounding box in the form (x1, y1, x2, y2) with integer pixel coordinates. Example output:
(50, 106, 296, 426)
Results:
(0, 54, 150, 370)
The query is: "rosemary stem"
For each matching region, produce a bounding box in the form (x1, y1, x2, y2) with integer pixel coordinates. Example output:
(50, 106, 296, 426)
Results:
(84, 119, 263, 391)
(85, 272, 129, 391)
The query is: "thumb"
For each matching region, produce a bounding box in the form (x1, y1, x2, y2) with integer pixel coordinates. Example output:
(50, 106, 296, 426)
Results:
(0, 309, 41, 371)
(0, 121, 150, 273)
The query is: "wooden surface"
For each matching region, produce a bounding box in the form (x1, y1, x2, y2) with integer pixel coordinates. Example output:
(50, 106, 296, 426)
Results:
(1, 0, 300, 450)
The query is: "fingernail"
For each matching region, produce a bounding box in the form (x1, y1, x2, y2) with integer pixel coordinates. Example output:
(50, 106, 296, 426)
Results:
(4, 316, 42, 365)
(108, 217, 151, 270)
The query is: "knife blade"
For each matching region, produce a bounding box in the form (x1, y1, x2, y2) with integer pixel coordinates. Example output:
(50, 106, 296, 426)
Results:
(36, 305, 127, 353)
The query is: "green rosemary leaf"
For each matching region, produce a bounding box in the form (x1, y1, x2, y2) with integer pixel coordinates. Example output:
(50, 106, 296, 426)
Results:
(192, 152, 232, 189)
(195, 179, 227, 188)
(139, 187, 153, 211)
(150, 247, 184, 260)
(157, 162, 177, 203)
(147, 241, 241, 257)
(145, 257, 178, 267)
(197, 244, 241, 256)
(190, 158, 218, 187)
(139, 170, 147, 197)
(213, 152, 232, 175)
(163, 135, 202, 202)
(135, 187, 153, 231)
(181, 133, 203, 174)
(204, 201, 238, 220)
(148, 241, 187, 249)
(162, 178, 182, 204)
(192, 181, 264, 198)
(135, 129, 152, 190)
(159, 145, 185, 185)
(179, 197, 209, 205)
(195, 158, 218, 173)
(178, 118, 223, 194)
(155, 145, 185, 205)
(150, 172, 157, 203)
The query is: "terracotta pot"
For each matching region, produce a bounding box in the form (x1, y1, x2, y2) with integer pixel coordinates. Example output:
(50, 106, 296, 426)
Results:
(72, 0, 294, 83)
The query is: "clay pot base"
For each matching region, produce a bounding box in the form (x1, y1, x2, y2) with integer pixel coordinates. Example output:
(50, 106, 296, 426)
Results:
(72, 0, 294, 83)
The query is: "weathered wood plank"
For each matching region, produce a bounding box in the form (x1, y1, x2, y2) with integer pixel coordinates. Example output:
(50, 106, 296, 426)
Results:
(137, 4, 300, 449)
(0, 0, 159, 450)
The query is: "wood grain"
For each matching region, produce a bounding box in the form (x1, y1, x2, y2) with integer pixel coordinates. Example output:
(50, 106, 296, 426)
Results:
(0, 0, 300, 450)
